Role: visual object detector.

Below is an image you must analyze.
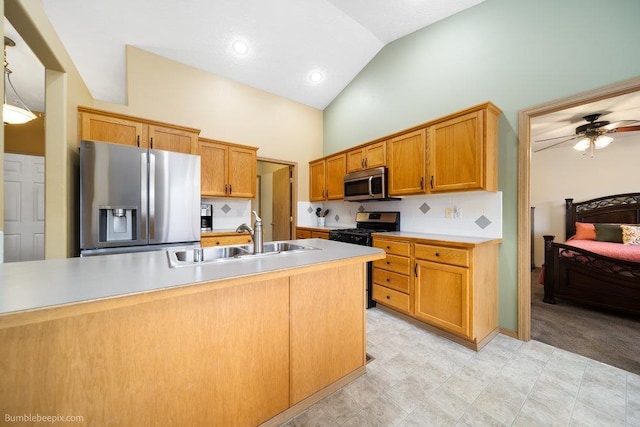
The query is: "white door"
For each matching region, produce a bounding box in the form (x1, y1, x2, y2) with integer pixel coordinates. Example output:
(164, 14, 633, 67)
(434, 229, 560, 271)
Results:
(4, 153, 45, 262)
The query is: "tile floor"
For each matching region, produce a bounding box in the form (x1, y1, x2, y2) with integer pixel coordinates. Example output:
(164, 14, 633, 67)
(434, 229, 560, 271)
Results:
(282, 308, 640, 426)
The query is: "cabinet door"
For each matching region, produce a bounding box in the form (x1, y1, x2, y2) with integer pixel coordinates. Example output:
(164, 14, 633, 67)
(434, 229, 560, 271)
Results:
(364, 141, 386, 169)
(325, 154, 346, 200)
(346, 148, 365, 173)
(199, 141, 228, 197)
(415, 260, 470, 338)
(80, 112, 147, 148)
(309, 160, 326, 201)
(148, 124, 198, 154)
(387, 129, 426, 195)
(428, 110, 483, 192)
(228, 146, 257, 198)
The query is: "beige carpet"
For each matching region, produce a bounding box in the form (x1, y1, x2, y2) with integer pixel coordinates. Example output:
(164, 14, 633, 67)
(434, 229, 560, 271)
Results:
(531, 268, 640, 375)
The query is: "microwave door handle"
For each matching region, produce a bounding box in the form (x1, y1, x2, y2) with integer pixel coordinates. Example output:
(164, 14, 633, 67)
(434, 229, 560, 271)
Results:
(368, 176, 375, 198)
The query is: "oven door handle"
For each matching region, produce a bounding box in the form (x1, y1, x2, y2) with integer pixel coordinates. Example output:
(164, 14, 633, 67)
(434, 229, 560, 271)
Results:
(368, 176, 374, 198)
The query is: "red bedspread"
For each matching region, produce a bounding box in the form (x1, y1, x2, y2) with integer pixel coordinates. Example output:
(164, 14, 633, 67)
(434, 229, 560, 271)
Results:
(565, 238, 640, 263)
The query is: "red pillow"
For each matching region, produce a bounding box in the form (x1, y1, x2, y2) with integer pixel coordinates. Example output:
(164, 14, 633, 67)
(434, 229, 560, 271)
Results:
(574, 222, 596, 240)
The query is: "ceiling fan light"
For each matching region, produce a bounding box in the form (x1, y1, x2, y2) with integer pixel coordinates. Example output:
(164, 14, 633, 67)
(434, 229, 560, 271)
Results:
(573, 138, 590, 151)
(3, 103, 37, 124)
(594, 134, 613, 149)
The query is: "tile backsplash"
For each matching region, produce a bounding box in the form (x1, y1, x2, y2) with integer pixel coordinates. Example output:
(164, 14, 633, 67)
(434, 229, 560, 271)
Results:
(297, 191, 502, 238)
(201, 198, 252, 230)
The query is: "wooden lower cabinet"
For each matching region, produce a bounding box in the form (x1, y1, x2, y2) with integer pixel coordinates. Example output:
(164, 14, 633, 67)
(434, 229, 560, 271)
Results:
(201, 232, 252, 246)
(372, 235, 500, 350)
(372, 237, 413, 315)
(295, 227, 329, 240)
(415, 260, 470, 337)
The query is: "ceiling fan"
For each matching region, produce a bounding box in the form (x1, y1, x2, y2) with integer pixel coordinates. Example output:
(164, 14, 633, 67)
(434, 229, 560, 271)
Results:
(534, 113, 640, 157)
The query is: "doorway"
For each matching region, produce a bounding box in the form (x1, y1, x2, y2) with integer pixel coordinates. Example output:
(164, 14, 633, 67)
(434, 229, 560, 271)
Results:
(255, 159, 297, 242)
(517, 76, 640, 340)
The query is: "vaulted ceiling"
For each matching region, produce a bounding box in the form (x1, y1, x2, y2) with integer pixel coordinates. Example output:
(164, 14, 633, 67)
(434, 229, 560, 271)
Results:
(33, 0, 485, 110)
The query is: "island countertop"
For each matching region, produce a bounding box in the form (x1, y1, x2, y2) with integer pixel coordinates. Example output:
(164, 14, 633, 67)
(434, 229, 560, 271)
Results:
(0, 238, 383, 317)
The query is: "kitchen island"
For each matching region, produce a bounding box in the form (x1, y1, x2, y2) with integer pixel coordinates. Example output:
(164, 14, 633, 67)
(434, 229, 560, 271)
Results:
(0, 239, 384, 426)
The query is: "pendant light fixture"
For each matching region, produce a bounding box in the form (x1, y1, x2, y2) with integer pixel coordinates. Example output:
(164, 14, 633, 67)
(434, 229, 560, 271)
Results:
(3, 36, 36, 125)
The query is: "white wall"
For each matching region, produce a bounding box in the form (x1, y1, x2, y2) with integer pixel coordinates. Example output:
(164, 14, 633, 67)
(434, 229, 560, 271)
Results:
(531, 133, 640, 266)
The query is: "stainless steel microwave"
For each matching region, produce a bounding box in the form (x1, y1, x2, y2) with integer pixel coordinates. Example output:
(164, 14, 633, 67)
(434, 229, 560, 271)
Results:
(344, 167, 395, 201)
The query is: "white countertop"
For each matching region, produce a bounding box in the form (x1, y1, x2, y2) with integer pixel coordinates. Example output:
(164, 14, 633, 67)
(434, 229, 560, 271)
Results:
(374, 231, 502, 245)
(0, 239, 382, 316)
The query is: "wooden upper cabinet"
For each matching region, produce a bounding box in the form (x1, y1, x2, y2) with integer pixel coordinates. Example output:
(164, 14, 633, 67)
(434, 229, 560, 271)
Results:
(80, 111, 148, 148)
(199, 138, 257, 198)
(427, 103, 500, 193)
(325, 154, 346, 200)
(227, 145, 257, 198)
(346, 141, 386, 173)
(149, 124, 198, 154)
(387, 128, 426, 196)
(309, 159, 326, 202)
(78, 107, 200, 154)
(309, 153, 345, 201)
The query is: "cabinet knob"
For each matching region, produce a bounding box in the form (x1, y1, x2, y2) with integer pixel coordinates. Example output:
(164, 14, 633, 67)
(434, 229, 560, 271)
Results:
(386, 278, 390, 282)
(150, 137, 154, 149)
(420, 176, 424, 190)
(216, 241, 221, 245)
(430, 176, 434, 189)
(386, 261, 391, 265)
(229, 185, 232, 194)
(386, 295, 390, 300)
(386, 245, 391, 249)
(435, 252, 440, 257)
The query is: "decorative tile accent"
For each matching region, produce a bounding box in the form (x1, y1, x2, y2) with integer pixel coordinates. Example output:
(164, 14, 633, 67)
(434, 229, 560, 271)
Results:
(358, 205, 365, 212)
(419, 202, 431, 214)
(334, 214, 340, 222)
(221, 204, 231, 214)
(307, 206, 314, 214)
(475, 215, 491, 229)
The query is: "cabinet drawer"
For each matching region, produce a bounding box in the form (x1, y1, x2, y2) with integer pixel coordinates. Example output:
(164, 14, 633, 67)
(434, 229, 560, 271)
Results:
(373, 239, 411, 257)
(373, 284, 411, 315)
(373, 254, 411, 275)
(296, 229, 312, 239)
(414, 244, 469, 267)
(201, 234, 252, 247)
(373, 268, 410, 294)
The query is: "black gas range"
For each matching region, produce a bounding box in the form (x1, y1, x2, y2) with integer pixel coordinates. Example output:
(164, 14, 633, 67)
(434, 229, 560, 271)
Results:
(329, 212, 400, 308)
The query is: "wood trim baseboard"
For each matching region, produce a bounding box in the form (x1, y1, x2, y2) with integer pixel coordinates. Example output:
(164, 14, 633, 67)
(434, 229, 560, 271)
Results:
(260, 366, 366, 426)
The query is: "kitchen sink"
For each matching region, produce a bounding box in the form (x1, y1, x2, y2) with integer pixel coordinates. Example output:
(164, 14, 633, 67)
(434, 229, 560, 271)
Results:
(167, 241, 319, 267)
(263, 242, 315, 253)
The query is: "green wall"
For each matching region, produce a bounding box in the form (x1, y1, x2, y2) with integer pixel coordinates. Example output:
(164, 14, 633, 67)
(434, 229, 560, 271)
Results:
(322, 0, 640, 331)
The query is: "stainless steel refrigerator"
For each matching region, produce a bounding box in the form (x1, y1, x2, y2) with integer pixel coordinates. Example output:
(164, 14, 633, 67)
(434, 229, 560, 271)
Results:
(80, 140, 201, 256)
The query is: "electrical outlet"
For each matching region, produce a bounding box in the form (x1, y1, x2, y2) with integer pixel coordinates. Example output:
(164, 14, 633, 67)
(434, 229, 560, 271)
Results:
(445, 207, 454, 218)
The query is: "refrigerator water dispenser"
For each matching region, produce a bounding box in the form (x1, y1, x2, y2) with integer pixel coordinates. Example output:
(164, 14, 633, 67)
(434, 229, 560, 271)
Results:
(99, 208, 137, 242)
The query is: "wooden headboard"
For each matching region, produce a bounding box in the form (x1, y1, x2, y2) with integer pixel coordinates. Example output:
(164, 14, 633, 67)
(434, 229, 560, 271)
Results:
(565, 193, 640, 240)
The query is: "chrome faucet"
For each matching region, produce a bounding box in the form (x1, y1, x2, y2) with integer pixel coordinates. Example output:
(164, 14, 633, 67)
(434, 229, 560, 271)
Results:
(236, 210, 264, 254)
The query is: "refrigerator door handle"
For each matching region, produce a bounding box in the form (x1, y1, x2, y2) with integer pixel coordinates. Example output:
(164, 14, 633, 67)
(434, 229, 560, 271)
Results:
(149, 152, 156, 240)
(140, 152, 147, 240)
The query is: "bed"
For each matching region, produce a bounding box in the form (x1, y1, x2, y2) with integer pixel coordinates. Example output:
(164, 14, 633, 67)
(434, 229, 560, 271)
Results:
(542, 193, 640, 315)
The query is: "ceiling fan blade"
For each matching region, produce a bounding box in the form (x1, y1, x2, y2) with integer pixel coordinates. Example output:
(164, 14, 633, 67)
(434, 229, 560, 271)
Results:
(601, 120, 640, 130)
(611, 125, 640, 133)
(533, 133, 576, 143)
(533, 136, 578, 152)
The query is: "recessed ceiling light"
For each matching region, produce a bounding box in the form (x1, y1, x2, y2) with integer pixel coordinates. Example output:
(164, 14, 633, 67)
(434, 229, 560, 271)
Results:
(308, 70, 324, 83)
(231, 40, 249, 56)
